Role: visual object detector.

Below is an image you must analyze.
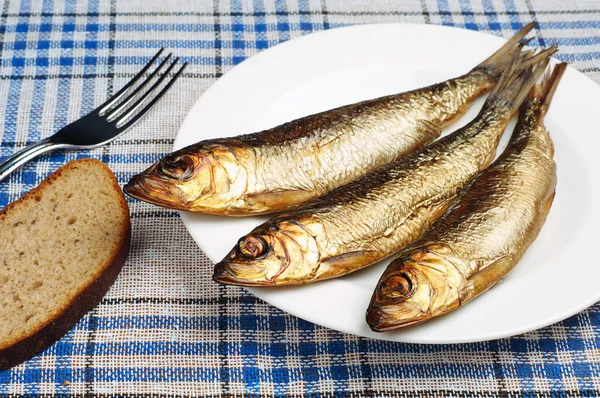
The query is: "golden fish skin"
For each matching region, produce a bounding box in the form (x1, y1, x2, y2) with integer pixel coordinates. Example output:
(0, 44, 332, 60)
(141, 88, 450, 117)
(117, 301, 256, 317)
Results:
(213, 50, 554, 287)
(123, 24, 536, 216)
(367, 63, 566, 332)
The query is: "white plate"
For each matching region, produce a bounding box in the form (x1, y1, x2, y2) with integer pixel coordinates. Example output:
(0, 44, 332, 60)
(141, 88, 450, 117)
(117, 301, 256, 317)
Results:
(174, 23, 600, 343)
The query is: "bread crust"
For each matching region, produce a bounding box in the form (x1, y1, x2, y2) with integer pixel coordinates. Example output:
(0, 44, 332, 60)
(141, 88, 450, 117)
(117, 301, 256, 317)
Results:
(0, 159, 131, 370)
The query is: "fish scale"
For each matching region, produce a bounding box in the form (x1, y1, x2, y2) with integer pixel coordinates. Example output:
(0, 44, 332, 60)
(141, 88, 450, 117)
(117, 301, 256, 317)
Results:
(312, 116, 508, 256)
(254, 91, 454, 194)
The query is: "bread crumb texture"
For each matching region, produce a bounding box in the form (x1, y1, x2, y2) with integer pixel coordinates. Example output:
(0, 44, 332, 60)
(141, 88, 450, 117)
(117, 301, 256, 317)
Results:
(0, 159, 129, 349)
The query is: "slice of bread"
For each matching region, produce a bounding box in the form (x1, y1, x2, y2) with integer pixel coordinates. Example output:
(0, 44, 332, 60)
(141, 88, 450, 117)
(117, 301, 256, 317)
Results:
(0, 159, 130, 369)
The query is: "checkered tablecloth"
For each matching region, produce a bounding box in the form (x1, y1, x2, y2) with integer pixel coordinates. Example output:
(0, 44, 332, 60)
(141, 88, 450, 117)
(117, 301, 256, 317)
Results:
(1, 0, 599, 396)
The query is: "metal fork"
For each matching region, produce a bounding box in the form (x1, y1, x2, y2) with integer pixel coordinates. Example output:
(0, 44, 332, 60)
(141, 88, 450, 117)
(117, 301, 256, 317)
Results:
(0, 49, 187, 182)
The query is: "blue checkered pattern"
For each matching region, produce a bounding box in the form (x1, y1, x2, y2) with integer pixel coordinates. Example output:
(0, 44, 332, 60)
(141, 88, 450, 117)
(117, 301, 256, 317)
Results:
(1, 0, 599, 396)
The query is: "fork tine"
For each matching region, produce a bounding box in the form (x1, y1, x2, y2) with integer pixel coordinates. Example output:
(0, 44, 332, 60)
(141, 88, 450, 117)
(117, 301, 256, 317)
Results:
(97, 48, 164, 115)
(116, 61, 187, 130)
(105, 53, 173, 120)
(115, 57, 180, 125)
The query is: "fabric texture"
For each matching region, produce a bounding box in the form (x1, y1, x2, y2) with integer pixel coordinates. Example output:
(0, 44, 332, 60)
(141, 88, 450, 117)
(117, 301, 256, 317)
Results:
(0, 0, 599, 396)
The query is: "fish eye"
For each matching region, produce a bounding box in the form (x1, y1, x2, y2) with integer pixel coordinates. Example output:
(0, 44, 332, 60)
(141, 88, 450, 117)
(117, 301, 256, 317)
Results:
(159, 154, 195, 180)
(237, 236, 268, 259)
(379, 273, 413, 299)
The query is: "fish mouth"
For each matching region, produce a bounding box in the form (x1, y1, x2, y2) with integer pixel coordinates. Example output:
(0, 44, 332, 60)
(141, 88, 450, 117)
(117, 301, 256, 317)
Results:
(366, 306, 426, 332)
(213, 262, 273, 287)
(123, 174, 152, 200)
(123, 174, 189, 211)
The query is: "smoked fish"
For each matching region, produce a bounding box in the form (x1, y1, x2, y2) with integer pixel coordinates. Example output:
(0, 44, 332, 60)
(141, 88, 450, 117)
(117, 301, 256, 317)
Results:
(125, 24, 535, 216)
(214, 49, 554, 286)
(366, 63, 565, 331)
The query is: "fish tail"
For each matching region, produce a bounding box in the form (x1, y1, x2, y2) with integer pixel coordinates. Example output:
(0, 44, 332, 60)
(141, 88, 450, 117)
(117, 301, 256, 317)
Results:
(473, 22, 536, 79)
(522, 62, 567, 119)
(484, 46, 558, 116)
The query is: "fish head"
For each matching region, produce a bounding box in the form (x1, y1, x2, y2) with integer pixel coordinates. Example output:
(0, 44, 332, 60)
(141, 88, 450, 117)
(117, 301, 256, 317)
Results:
(124, 142, 249, 213)
(213, 218, 320, 286)
(366, 244, 465, 332)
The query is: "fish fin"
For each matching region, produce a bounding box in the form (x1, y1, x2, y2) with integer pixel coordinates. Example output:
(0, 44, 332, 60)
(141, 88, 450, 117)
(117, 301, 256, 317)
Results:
(474, 22, 535, 79)
(317, 250, 380, 279)
(542, 190, 556, 216)
(523, 62, 567, 119)
(484, 46, 557, 117)
(245, 189, 315, 211)
(458, 255, 516, 305)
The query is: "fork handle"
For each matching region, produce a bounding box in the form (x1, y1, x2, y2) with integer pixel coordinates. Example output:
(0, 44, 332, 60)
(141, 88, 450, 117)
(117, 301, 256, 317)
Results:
(0, 138, 66, 182)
